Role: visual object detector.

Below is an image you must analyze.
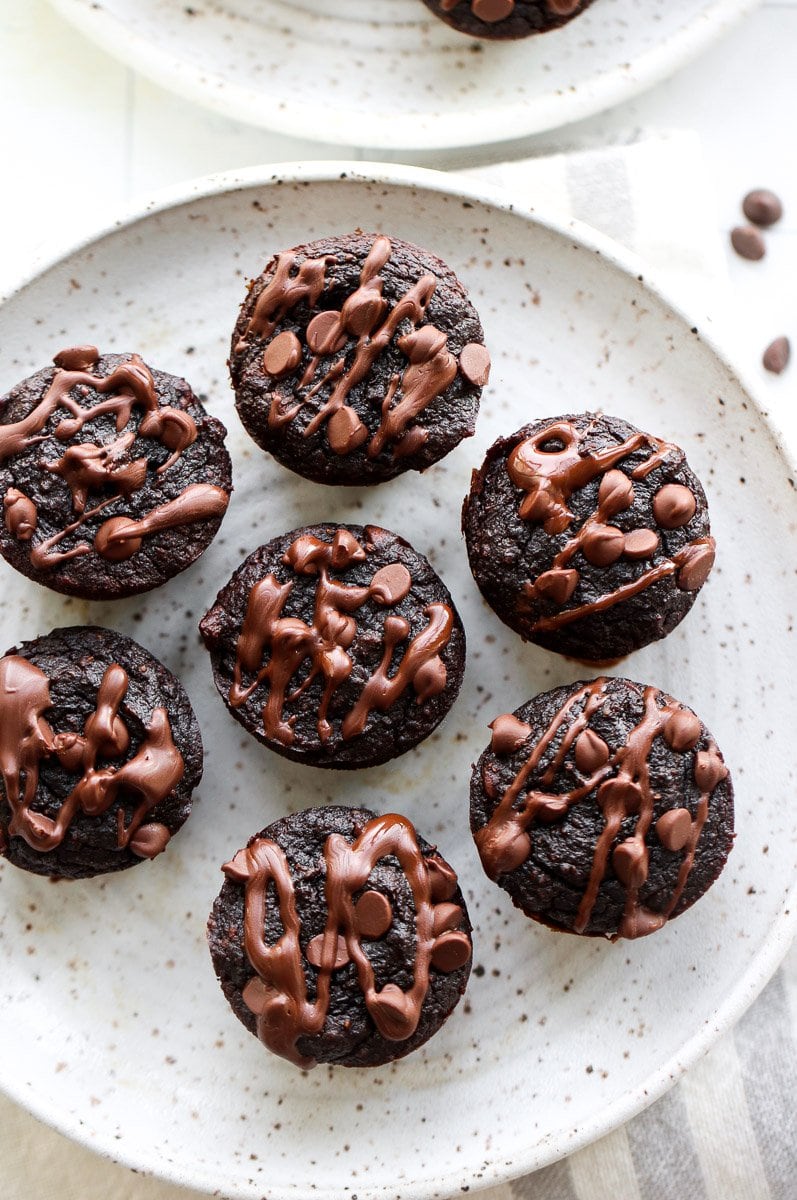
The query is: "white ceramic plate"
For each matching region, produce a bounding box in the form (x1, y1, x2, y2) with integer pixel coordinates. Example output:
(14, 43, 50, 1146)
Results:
(0, 164, 795, 1200)
(46, 0, 760, 150)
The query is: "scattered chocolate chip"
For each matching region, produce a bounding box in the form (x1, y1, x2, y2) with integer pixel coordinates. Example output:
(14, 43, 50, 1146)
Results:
(743, 189, 783, 228)
(730, 226, 766, 262)
(762, 337, 790, 375)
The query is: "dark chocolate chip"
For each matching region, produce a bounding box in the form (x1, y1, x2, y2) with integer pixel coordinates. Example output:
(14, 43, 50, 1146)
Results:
(730, 226, 766, 261)
(763, 337, 791, 375)
(742, 189, 783, 228)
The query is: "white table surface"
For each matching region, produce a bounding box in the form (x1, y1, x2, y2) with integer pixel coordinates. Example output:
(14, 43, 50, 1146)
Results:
(0, 2, 796, 1198)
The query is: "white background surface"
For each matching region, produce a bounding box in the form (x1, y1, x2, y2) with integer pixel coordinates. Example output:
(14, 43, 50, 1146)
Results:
(0, 2, 796, 1198)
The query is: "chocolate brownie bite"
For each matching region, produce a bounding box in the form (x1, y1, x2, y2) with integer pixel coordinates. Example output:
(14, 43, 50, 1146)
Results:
(0, 347, 232, 599)
(208, 805, 473, 1068)
(0, 626, 203, 879)
(421, 0, 595, 40)
(199, 523, 466, 769)
(462, 413, 715, 662)
(229, 232, 490, 485)
(470, 677, 734, 940)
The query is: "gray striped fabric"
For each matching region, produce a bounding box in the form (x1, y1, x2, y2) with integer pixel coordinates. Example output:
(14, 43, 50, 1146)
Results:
(492, 949, 797, 1200)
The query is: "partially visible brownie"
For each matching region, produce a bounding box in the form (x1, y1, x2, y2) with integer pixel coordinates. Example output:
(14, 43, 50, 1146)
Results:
(421, 0, 595, 40)
(0, 626, 203, 879)
(470, 677, 734, 939)
(0, 347, 231, 599)
(208, 805, 473, 1068)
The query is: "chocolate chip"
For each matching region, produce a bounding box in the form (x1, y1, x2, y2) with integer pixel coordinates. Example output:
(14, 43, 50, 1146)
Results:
(354, 890, 393, 940)
(652, 483, 696, 529)
(459, 342, 491, 387)
(263, 330, 302, 378)
(676, 539, 715, 591)
(489, 713, 532, 755)
(574, 727, 610, 773)
(532, 567, 579, 605)
(730, 226, 766, 261)
(581, 524, 625, 567)
(471, 0, 514, 19)
(762, 337, 791, 375)
(431, 902, 464, 936)
(430, 930, 472, 972)
(663, 708, 702, 753)
(305, 932, 350, 969)
(623, 528, 659, 560)
(53, 345, 100, 371)
(742, 189, 783, 228)
(656, 808, 692, 852)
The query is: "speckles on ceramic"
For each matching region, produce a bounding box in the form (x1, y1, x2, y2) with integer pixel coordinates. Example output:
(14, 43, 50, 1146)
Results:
(44, 0, 759, 148)
(0, 168, 795, 1200)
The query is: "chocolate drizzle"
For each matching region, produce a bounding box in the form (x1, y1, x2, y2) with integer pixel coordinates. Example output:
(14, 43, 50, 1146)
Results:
(507, 419, 715, 630)
(0, 653, 183, 858)
(223, 813, 471, 1067)
(0, 348, 228, 571)
(241, 235, 489, 460)
(476, 680, 729, 939)
(229, 528, 452, 746)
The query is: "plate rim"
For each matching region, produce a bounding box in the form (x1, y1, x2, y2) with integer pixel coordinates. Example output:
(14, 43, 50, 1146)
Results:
(1, 159, 795, 1199)
(44, 0, 762, 150)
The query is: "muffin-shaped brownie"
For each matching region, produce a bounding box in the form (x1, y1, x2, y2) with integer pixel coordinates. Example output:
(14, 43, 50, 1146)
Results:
(470, 677, 734, 939)
(0, 626, 203, 879)
(463, 413, 715, 661)
(421, 0, 595, 40)
(200, 523, 466, 769)
(229, 232, 490, 485)
(208, 805, 473, 1068)
(0, 347, 231, 599)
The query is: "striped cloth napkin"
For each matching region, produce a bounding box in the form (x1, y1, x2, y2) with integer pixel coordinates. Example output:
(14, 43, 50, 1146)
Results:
(2, 133, 795, 1200)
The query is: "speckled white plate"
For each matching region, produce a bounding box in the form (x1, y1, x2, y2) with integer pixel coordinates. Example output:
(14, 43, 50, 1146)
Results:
(45, 0, 760, 149)
(0, 163, 795, 1200)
